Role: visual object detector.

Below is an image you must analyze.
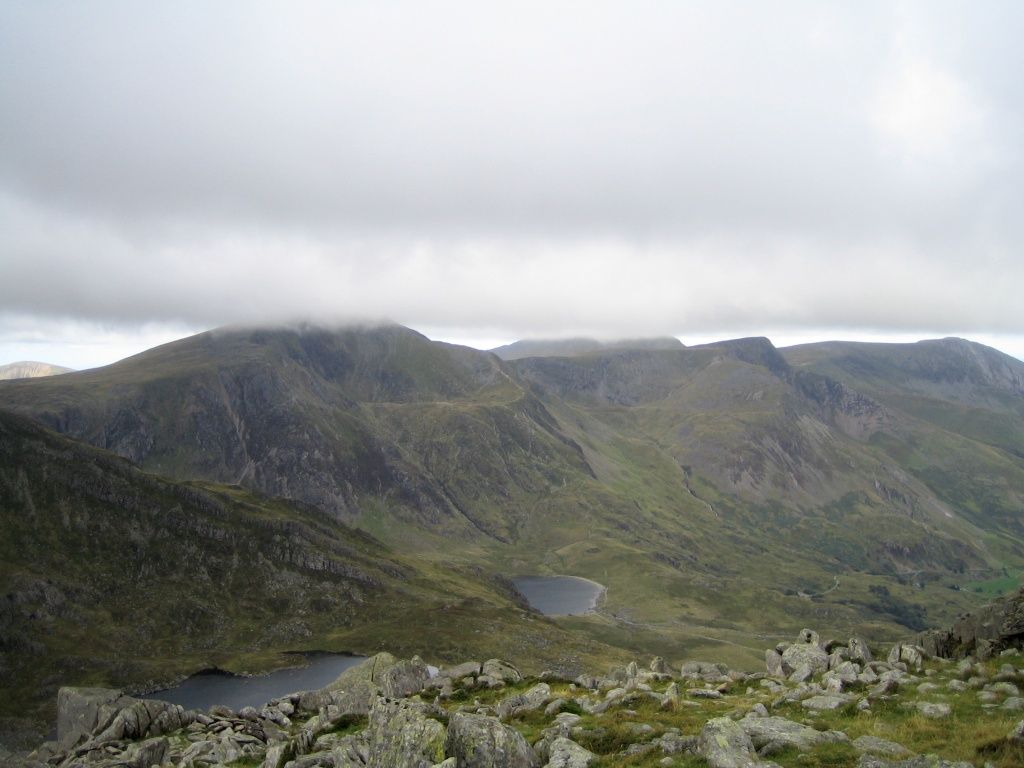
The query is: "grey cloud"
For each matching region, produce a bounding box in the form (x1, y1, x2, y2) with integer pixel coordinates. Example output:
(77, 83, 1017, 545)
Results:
(0, 0, 1022, 343)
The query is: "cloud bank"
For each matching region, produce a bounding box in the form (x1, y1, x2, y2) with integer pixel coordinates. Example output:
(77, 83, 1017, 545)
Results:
(1, 1, 1022, 356)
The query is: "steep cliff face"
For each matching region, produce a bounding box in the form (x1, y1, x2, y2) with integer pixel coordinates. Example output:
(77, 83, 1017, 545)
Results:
(0, 409, 405, 702)
(2, 325, 1023, 668)
(0, 324, 591, 540)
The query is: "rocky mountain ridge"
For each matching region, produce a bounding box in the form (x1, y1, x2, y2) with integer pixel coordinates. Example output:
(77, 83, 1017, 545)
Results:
(3, 323, 1023, 688)
(0, 361, 73, 381)
(14, 613, 1024, 768)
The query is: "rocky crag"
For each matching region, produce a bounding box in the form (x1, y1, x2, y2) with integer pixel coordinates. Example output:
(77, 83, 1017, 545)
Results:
(915, 587, 1024, 662)
(12, 628, 1024, 768)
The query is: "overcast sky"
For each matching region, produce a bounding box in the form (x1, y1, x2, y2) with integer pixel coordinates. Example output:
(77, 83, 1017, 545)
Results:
(1, 1, 1022, 369)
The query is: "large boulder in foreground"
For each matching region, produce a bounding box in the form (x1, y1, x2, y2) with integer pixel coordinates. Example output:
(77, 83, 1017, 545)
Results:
(55, 687, 194, 752)
(365, 696, 446, 768)
(698, 717, 776, 768)
(57, 687, 123, 751)
(445, 711, 539, 768)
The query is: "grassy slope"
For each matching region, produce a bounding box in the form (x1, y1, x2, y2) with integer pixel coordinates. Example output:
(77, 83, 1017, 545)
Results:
(0, 410, 627, 748)
(1, 327, 1022, 697)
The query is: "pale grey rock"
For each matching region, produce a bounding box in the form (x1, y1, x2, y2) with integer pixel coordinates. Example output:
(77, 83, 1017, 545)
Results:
(681, 661, 728, 681)
(856, 756, 972, 768)
(688, 688, 722, 699)
(328, 653, 397, 692)
(441, 662, 483, 680)
(802, 693, 851, 711)
(987, 681, 1020, 696)
(1002, 696, 1024, 710)
(849, 637, 873, 665)
(122, 736, 168, 768)
(365, 696, 446, 768)
(497, 683, 551, 720)
(445, 711, 539, 768)
(55, 687, 123, 751)
(765, 650, 784, 677)
(740, 715, 848, 752)
(788, 664, 815, 683)
(867, 678, 899, 700)
(482, 659, 523, 684)
(697, 717, 769, 768)
(915, 702, 951, 719)
(543, 737, 595, 767)
(781, 644, 829, 677)
(380, 656, 431, 699)
(797, 628, 821, 646)
(649, 656, 670, 675)
(852, 735, 912, 757)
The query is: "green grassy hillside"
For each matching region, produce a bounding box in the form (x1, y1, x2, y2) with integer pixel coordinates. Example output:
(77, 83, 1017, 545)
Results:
(1, 325, 1021, 709)
(0, 410, 624, 748)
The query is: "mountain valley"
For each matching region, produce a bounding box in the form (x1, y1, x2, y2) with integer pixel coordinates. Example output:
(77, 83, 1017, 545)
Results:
(1, 324, 1023, 749)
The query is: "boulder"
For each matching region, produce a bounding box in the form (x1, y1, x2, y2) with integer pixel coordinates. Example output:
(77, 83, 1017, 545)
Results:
(915, 702, 951, 719)
(649, 656, 671, 675)
(543, 737, 595, 767)
(327, 679, 382, 716)
(445, 711, 539, 768)
(802, 694, 851, 711)
(380, 657, 431, 698)
(740, 715, 848, 753)
(56, 687, 123, 751)
(856, 756, 972, 768)
(849, 637, 873, 665)
(781, 644, 828, 677)
(441, 662, 483, 680)
(497, 683, 551, 720)
(697, 717, 762, 768)
(765, 650, 784, 677)
(365, 696, 446, 768)
(329, 652, 398, 692)
(912, 586, 1024, 660)
(797, 629, 821, 646)
(852, 735, 912, 757)
(482, 659, 523, 684)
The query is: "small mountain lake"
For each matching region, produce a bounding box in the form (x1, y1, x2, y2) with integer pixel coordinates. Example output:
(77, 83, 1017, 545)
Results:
(512, 575, 605, 616)
(148, 652, 366, 712)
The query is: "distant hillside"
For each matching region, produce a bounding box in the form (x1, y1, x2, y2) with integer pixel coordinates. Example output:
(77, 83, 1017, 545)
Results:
(0, 409, 618, 747)
(2, 322, 1022, 693)
(490, 336, 684, 360)
(0, 361, 72, 380)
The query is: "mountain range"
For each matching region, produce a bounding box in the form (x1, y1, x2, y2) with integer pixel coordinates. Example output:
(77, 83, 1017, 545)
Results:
(0, 361, 73, 381)
(1, 322, 1022, 743)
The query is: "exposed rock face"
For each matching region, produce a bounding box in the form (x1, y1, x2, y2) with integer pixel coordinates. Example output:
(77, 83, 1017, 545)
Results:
(543, 736, 595, 767)
(780, 640, 829, 677)
(18, 634, 1005, 768)
(445, 712, 539, 768)
(56, 688, 123, 751)
(916, 586, 1024, 660)
(482, 659, 523, 684)
(697, 718, 765, 768)
(740, 715, 847, 754)
(496, 683, 550, 720)
(366, 697, 446, 768)
(58, 688, 194, 748)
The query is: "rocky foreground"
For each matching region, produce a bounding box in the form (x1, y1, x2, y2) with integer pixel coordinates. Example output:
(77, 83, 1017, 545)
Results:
(11, 628, 1024, 768)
